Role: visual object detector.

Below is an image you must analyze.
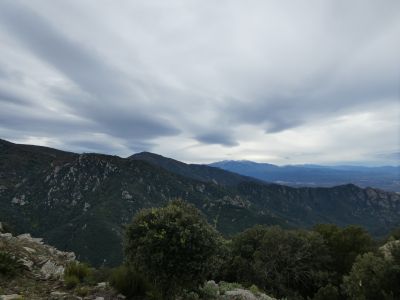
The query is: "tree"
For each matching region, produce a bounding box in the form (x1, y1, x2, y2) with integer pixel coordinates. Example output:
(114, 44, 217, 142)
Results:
(124, 199, 221, 299)
(342, 252, 390, 300)
(313, 224, 374, 278)
(229, 226, 331, 298)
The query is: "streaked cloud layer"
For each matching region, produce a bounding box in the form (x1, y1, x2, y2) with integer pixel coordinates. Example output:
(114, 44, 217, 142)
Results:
(0, 0, 399, 165)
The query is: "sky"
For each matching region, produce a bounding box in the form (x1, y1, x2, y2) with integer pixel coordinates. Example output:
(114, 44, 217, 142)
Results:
(0, 0, 399, 165)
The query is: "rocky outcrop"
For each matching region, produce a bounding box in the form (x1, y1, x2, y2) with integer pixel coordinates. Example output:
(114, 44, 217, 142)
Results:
(223, 289, 275, 300)
(0, 232, 75, 280)
(198, 281, 277, 300)
(0, 229, 119, 300)
(380, 240, 400, 260)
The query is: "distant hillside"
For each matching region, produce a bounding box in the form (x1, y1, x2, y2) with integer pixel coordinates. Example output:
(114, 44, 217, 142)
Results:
(130, 152, 258, 186)
(1, 139, 400, 266)
(210, 160, 400, 192)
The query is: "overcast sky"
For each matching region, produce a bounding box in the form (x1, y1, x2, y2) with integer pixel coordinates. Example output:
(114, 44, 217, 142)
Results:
(0, 0, 399, 165)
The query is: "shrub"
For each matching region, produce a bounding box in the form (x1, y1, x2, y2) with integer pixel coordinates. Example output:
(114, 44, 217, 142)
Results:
(181, 291, 200, 300)
(313, 224, 374, 278)
(109, 265, 153, 299)
(91, 266, 112, 283)
(229, 226, 330, 298)
(249, 284, 262, 296)
(0, 251, 23, 278)
(312, 284, 340, 300)
(198, 281, 219, 299)
(145, 289, 163, 300)
(124, 199, 221, 299)
(64, 261, 92, 282)
(64, 274, 79, 289)
(343, 252, 389, 300)
(76, 286, 90, 297)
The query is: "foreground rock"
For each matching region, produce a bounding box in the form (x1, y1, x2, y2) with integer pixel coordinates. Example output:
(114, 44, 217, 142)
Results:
(189, 281, 277, 300)
(222, 289, 275, 300)
(0, 230, 119, 299)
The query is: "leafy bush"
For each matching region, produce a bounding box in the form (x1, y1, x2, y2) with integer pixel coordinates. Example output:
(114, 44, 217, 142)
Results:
(198, 281, 219, 299)
(181, 291, 200, 300)
(343, 252, 387, 299)
(76, 286, 90, 297)
(64, 274, 79, 289)
(0, 251, 23, 278)
(124, 199, 221, 299)
(314, 224, 374, 278)
(228, 226, 330, 298)
(91, 266, 112, 283)
(312, 283, 340, 300)
(109, 265, 154, 299)
(249, 284, 262, 296)
(64, 261, 92, 282)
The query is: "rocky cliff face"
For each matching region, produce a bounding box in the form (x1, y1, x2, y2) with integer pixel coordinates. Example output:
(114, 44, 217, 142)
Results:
(1, 139, 400, 266)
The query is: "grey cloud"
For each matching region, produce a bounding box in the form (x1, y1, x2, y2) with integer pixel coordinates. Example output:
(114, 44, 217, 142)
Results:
(0, 89, 31, 106)
(0, 2, 126, 98)
(67, 140, 125, 154)
(0, 0, 398, 164)
(50, 86, 180, 140)
(195, 132, 238, 147)
(0, 1, 180, 147)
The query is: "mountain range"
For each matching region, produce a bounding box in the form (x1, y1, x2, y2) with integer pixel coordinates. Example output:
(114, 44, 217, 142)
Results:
(210, 160, 400, 192)
(1, 138, 400, 266)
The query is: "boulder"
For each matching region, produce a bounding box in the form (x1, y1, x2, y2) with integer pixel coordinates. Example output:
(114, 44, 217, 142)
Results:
(40, 260, 65, 279)
(0, 295, 23, 300)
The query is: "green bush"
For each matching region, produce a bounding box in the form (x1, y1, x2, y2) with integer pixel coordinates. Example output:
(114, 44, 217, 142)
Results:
(91, 266, 112, 283)
(198, 281, 219, 299)
(249, 284, 262, 296)
(0, 251, 23, 278)
(124, 199, 221, 299)
(64, 261, 92, 282)
(109, 265, 154, 299)
(76, 286, 90, 297)
(64, 274, 79, 289)
(181, 291, 200, 300)
(343, 252, 389, 300)
(228, 226, 330, 298)
(312, 283, 340, 300)
(314, 224, 374, 278)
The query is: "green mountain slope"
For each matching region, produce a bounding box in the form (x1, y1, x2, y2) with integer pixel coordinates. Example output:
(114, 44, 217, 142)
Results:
(1, 139, 400, 266)
(129, 152, 258, 186)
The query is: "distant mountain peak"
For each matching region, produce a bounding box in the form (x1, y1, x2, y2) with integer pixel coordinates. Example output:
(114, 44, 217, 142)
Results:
(209, 159, 400, 192)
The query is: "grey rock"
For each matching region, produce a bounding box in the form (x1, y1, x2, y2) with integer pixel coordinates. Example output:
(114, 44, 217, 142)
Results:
(20, 258, 34, 269)
(23, 246, 36, 253)
(40, 260, 65, 279)
(17, 233, 43, 244)
(96, 282, 107, 288)
(0, 295, 23, 300)
(223, 289, 276, 300)
(0, 233, 12, 239)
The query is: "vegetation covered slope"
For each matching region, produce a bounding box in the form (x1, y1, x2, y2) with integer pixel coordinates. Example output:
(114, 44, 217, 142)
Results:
(1, 139, 400, 266)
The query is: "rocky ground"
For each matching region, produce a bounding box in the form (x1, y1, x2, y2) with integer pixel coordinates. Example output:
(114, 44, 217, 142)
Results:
(0, 225, 121, 300)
